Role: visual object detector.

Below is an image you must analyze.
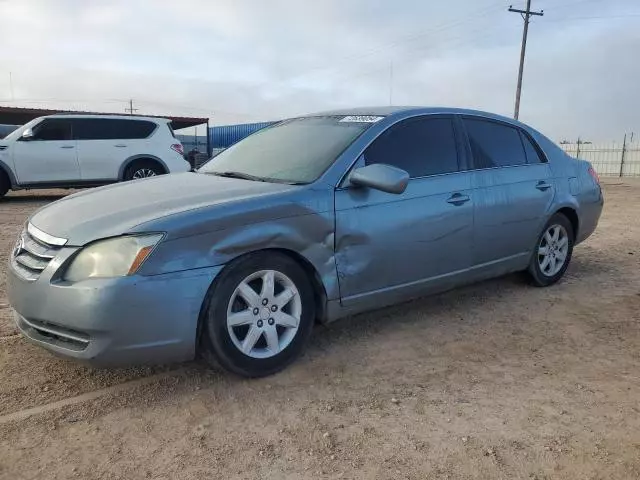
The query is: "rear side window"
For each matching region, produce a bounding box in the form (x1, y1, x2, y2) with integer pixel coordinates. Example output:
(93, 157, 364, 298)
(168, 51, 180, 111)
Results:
(520, 131, 545, 163)
(32, 119, 72, 141)
(464, 118, 527, 169)
(364, 117, 459, 178)
(73, 119, 156, 140)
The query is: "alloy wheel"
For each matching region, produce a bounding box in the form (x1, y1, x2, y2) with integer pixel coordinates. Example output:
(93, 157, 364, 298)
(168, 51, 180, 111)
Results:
(226, 270, 301, 359)
(132, 168, 157, 179)
(537, 224, 569, 277)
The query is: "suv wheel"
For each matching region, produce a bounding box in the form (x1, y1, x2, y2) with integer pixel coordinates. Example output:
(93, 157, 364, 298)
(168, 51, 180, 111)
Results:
(200, 252, 315, 377)
(528, 213, 574, 287)
(0, 171, 9, 198)
(124, 160, 164, 181)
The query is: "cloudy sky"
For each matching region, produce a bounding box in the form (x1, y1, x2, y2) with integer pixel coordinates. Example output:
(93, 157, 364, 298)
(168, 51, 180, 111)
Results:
(0, 0, 639, 140)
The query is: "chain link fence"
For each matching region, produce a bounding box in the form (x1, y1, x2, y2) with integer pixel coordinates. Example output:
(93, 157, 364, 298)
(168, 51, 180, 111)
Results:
(560, 141, 640, 177)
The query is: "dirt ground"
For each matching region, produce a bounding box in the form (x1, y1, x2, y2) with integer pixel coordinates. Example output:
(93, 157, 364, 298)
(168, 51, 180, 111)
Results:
(0, 180, 638, 480)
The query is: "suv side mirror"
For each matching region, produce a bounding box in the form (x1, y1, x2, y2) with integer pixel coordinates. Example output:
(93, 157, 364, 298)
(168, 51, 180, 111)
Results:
(349, 163, 409, 194)
(20, 128, 34, 141)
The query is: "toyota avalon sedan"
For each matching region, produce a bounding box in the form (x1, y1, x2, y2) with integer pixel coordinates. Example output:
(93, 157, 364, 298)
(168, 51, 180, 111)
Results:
(7, 107, 603, 377)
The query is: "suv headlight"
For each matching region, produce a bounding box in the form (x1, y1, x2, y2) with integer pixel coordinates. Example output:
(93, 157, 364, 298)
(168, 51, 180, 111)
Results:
(64, 234, 163, 282)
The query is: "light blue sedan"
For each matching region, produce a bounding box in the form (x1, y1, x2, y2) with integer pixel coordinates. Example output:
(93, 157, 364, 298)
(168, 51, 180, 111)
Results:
(7, 107, 603, 377)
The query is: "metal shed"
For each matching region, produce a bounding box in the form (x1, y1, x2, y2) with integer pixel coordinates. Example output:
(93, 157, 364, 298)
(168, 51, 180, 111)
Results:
(209, 121, 277, 149)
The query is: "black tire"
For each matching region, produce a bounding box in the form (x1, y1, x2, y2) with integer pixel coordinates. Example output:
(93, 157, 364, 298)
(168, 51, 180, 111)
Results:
(0, 171, 9, 198)
(200, 252, 315, 377)
(527, 213, 574, 287)
(123, 159, 164, 181)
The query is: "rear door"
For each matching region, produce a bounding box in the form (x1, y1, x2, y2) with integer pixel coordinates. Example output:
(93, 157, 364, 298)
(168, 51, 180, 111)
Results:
(462, 116, 554, 268)
(334, 115, 475, 305)
(12, 119, 80, 183)
(73, 119, 156, 180)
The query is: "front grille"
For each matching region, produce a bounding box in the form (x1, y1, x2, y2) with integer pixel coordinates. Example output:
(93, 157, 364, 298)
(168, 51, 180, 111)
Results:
(11, 226, 63, 281)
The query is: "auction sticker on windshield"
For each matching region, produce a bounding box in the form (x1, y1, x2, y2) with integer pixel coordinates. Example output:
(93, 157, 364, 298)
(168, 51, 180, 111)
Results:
(339, 115, 385, 123)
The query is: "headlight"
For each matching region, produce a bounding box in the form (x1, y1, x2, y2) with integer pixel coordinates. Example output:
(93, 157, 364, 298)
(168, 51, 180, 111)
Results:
(64, 234, 163, 282)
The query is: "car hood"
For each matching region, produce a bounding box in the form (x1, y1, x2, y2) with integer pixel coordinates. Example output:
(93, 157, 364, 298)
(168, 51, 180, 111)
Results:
(28, 173, 299, 245)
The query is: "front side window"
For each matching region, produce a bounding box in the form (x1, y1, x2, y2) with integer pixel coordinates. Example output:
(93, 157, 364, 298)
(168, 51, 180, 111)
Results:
(199, 116, 374, 184)
(463, 118, 527, 169)
(32, 119, 72, 141)
(73, 119, 156, 140)
(364, 116, 459, 178)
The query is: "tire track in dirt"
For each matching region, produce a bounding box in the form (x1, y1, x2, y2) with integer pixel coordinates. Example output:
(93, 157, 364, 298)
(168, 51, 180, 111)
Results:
(0, 367, 187, 425)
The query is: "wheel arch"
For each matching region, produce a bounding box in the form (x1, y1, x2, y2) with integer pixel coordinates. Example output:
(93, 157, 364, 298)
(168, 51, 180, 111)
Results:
(0, 159, 17, 187)
(554, 206, 579, 239)
(118, 154, 169, 180)
(268, 247, 328, 324)
(195, 247, 329, 348)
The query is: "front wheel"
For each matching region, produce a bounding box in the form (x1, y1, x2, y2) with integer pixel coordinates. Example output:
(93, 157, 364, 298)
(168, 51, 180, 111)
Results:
(527, 213, 574, 287)
(0, 171, 9, 198)
(200, 252, 315, 377)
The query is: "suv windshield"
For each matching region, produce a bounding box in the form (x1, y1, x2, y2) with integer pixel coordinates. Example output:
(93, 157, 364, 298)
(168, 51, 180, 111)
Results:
(2, 118, 43, 142)
(199, 116, 379, 184)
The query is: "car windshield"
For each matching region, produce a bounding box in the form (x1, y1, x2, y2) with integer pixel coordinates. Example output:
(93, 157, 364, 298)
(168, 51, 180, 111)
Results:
(199, 116, 379, 184)
(2, 118, 43, 141)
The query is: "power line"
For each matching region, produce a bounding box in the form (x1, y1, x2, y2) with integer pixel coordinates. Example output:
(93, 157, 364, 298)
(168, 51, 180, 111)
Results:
(509, 0, 544, 120)
(546, 13, 640, 22)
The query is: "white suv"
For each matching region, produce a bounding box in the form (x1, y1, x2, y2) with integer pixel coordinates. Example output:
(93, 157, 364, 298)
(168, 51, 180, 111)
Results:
(0, 114, 190, 198)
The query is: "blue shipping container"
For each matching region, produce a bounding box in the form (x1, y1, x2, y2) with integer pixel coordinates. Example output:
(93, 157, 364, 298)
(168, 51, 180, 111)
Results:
(209, 121, 277, 149)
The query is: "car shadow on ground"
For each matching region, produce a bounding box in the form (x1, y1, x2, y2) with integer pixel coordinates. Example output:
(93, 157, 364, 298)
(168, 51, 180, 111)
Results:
(307, 252, 619, 357)
(93, 254, 617, 380)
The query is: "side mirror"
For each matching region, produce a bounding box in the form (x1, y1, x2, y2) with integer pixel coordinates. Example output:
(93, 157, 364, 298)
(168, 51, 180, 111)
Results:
(349, 163, 409, 194)
(20, 128, 34, 141)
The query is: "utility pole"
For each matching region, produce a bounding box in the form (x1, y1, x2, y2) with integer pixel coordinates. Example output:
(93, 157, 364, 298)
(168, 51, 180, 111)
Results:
(619, 133, 627, 178)
(9, 72, 14, 101)
(388, 61, 394, 106)
(508, 1, 543, 120)
(125, 99, 138, 114)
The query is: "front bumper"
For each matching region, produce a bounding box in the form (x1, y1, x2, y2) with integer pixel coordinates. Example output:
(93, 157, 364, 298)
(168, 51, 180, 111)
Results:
(7, 252, 222, 366)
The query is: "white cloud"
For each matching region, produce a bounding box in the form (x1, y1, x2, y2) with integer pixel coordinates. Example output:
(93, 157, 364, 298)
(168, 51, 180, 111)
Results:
(0, 0, 638, 139)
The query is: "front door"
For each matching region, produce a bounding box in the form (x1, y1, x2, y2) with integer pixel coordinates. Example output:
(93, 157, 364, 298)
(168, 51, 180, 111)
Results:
(462, 117, 555, 267)
(335, 115, 474, 307)
(12, 119, 80, 184)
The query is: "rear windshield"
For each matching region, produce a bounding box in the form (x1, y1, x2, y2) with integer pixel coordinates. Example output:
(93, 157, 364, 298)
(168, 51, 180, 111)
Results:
(199, 116, 380, 183)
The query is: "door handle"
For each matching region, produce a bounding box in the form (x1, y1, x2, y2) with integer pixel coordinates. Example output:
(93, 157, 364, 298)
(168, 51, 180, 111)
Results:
(536, 181, 552, 191)
(114, 144, 127, 148)
(447, 193, 471, 206)
(60, 145, 74, 149)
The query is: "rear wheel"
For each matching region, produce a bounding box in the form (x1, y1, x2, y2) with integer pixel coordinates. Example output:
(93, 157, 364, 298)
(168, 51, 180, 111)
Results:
(528, 213, 574, 287)
(124, 160, 164, 181)
(200, 252, 315, 377)
(0, 171, 9, 198)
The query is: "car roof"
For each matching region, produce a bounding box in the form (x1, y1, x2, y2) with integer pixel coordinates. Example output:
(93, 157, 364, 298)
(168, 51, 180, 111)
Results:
(307, 106, 520, 125)
(43, 114, 170, 123)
